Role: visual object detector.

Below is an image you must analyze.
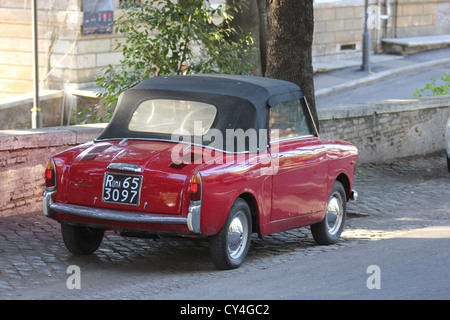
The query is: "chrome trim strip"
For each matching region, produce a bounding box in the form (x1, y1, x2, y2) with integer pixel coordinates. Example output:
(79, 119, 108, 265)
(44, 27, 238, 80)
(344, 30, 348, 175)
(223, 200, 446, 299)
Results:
(43, 190, 56, 218)
(187, 202, 202, 233)
(107, 162, 144, 173)
(269, 134, 315, 143)
(303, 97, 320, 139)
(350, 189, 358, 202)
(94, 138, 252, 155)
(48, 202, 188, 225)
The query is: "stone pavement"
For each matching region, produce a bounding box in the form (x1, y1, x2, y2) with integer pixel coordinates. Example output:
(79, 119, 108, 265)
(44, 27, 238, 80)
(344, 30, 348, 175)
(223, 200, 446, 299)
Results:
(0, 151, 448, 299)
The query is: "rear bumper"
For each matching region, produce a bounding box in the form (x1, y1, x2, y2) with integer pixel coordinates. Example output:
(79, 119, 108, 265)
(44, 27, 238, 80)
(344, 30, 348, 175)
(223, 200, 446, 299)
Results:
(350, 189, 358, 202)
(43, 191, 201, 233)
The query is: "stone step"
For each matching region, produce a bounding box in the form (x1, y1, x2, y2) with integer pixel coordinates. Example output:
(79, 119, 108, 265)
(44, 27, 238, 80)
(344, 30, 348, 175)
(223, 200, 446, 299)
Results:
(382, 34, 450, 55)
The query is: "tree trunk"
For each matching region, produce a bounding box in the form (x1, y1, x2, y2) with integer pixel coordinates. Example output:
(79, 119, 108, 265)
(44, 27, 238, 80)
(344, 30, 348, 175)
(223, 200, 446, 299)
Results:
(258, 0, 268, 76)
(226, 0, 268, 76)
(265, 0, 318, 130)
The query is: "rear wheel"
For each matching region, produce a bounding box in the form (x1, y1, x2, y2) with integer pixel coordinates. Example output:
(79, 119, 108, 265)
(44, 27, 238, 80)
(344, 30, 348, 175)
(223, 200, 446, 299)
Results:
(209, 198, 252, 270)
(447, 156, 450, 173)
(311, 181, 347, 245)
(61, 224, 105, 255)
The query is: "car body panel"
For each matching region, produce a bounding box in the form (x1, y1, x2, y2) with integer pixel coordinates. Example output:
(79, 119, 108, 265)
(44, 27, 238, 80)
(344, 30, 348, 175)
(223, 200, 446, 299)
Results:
(65, 140, 192, 214)
(271, 137, 328, 221)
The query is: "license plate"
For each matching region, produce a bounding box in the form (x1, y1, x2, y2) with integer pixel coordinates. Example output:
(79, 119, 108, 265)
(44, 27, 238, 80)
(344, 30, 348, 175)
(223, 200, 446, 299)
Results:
(102, 172, 142, 206)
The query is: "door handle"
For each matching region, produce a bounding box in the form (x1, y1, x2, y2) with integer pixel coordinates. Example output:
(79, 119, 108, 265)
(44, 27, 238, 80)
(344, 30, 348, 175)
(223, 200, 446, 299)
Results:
(272, 154, 284, 159)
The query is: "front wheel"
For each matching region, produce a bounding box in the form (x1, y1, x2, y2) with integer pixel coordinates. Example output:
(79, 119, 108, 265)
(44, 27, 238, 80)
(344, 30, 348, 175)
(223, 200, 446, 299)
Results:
(61, 224, 105, 255)
(311, 181, 347, 245)
(209, 198, 252, 270)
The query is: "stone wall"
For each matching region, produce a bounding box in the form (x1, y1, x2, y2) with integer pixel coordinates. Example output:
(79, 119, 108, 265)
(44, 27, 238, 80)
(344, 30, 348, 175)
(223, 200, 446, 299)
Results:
(0, 90, 64, 129)
(318, 95, 450, 163)
(0, 89, 102, 130)
(395, 0, 450, 38)
(313, 0, 366, 61)
(0, 0, 124, 98)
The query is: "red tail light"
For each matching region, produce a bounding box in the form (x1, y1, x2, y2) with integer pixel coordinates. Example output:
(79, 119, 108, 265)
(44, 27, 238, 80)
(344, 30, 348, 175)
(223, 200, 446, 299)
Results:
(189, 171, 202, 202)
(45, 158, 57, 189)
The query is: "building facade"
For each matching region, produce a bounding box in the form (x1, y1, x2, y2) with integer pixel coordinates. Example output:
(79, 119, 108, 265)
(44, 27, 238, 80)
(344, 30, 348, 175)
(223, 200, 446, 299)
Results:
(0, 0, 449, 98)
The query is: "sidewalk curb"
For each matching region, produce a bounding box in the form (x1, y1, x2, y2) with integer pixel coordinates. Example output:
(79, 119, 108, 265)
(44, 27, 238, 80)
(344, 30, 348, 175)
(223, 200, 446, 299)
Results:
(315, 57, 450, 98)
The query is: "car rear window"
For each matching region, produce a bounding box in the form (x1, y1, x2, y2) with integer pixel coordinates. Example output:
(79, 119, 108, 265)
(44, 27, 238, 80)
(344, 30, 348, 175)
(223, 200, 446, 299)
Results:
(128, 99, 217, 135)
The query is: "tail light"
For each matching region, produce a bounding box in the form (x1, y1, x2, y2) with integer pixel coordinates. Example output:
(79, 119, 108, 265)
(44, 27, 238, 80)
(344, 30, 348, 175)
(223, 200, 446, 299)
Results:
(45, 158, 57, 189)
(189, 171, 202, 202)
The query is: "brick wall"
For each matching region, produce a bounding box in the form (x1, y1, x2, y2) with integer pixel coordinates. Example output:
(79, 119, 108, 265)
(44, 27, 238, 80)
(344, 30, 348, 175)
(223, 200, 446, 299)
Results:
(0, 125, 105, 217)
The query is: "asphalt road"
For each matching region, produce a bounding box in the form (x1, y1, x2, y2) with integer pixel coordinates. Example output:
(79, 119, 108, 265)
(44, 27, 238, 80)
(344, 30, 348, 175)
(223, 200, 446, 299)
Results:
(148, 224, 450, 300)
(316, 61, 450, 106)
(139, 225, 450, 300)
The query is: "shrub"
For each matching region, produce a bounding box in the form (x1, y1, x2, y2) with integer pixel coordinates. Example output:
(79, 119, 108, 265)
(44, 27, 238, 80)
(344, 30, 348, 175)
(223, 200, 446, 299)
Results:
(414, 71, 450, 97)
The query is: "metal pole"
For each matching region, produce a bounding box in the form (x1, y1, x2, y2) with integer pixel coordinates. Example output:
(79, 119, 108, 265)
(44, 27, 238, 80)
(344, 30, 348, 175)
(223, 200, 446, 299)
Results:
(361, 0, 371, 72)
(31, 0, 42, 128)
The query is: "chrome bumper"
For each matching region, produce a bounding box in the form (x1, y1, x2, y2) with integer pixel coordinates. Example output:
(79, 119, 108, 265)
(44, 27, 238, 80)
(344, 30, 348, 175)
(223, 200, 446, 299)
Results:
(43, 191, 201, 233)
(350, 189, 358, 202)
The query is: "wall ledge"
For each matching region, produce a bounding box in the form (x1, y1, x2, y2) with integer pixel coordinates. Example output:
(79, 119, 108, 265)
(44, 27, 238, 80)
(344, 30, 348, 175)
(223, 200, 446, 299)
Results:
(0, 123, 107, 151)
(318, 95, 450, 120)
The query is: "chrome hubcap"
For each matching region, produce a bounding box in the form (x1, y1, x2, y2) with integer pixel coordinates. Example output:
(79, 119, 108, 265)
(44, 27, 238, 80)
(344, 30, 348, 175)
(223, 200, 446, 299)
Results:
(227, 211, 248, 259)
(326, 192, 344, 235)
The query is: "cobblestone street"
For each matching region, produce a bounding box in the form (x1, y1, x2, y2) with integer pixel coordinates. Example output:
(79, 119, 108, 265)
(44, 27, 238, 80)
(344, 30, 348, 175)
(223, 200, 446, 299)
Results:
(0, 152, 449, 299)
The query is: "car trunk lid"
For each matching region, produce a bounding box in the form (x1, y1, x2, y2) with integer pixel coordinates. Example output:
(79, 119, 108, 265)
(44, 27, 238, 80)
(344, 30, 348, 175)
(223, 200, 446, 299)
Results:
(66, 140, 200, 214)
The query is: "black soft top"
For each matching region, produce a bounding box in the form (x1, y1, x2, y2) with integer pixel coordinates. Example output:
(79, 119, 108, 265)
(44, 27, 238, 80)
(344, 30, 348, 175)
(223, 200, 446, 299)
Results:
(96, 74, 304, 149)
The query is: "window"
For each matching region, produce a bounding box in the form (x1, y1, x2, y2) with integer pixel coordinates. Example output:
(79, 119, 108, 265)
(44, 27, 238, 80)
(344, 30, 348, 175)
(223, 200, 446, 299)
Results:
(340, 43, 356, 51)
(128, 99, 217, 135)
(269, 99, 312, 140)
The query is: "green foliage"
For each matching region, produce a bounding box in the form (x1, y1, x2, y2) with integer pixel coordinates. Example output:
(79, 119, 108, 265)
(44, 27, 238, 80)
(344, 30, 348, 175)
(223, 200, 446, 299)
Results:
(70, 104, 114, 125)
(413, 72, 450, 97)
(95, 0, 256, 118)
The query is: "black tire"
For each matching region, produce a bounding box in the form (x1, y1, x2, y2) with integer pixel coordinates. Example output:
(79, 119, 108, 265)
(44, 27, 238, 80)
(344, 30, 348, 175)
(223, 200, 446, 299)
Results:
(209, 198, 252, 270)
(311, 181, 347, 245)
(61, 224, 105, 255)
(447, 156, 450, 174)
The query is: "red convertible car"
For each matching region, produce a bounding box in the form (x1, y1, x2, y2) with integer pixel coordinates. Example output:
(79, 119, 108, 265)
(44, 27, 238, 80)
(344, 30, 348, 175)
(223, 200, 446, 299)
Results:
(43, 74, 358, 269)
